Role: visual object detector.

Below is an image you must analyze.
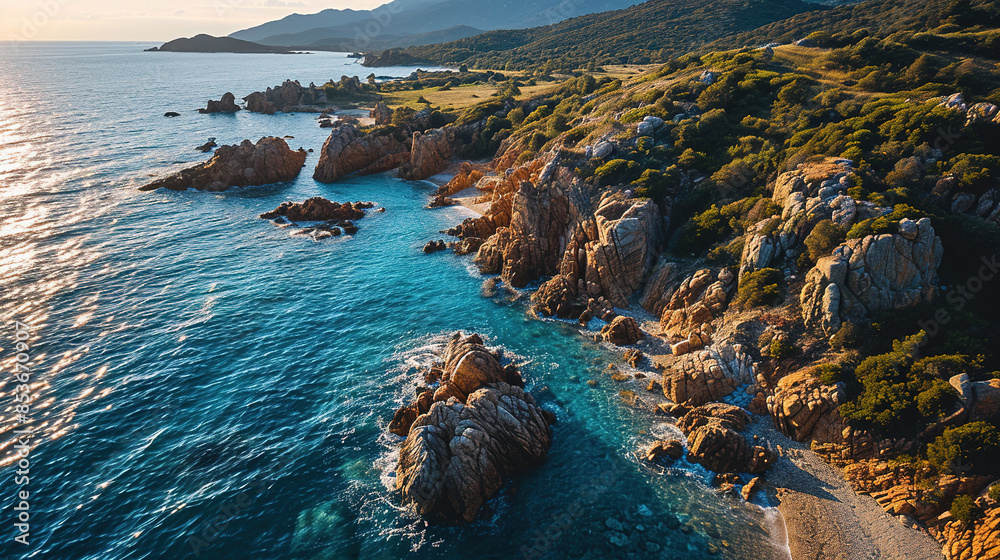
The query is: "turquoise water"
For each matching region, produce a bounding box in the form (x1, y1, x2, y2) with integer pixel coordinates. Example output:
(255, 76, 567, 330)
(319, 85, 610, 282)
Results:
(0, 43, 788, 560)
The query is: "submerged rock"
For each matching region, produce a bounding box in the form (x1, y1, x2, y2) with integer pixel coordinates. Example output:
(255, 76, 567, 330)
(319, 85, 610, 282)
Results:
(139, 137, 306, 192)
(392, 333, 554, 523)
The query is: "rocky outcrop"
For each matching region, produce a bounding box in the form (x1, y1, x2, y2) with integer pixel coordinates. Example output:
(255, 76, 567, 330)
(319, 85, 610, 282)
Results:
(475, 160, 590, 288)
(259, 198, 373, 222)
(362, 48, 428, 68)
(767, 370, 846, 444)
(677, 404, 775, 474)
(741, 160, 886, 279)
(392, 333, 554, 523)
(940, 505, 1000, 560)
(658, 268, 734, 340)
(531, 192, 661, 317)
(600, 316, 643, 346)
(800, 217, 943, 334)
(399, 128, 453, 181)
(423, 240, 447, 254)
(243, 92, 278, 115)
(139, 137, 306, 192)
(243, 79, 327, 114)
(313, 124, 410, 182)
(933, 176, 1000, 226)
(371, 101, 393, 125)
(661, 343, 755, 407)
(639, 259, 680, 318)
(950, 373, 1000, 423)
(199, 92, 240, 114)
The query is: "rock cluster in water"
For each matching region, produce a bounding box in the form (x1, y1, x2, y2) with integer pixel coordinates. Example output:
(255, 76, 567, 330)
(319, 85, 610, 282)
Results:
(243, 80, 328, 114)
(259, 198, 376, 239)
(139, 137, 306, 192)
(391, 333, 554, 523)
(199, 92, 240, 114)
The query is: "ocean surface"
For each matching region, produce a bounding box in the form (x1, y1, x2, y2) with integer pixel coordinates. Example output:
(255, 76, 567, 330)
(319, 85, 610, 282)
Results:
(0, 42, 789, 560)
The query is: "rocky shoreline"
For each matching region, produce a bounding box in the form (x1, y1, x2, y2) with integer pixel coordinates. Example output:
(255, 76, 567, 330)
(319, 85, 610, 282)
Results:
(137, 57, 999, 558)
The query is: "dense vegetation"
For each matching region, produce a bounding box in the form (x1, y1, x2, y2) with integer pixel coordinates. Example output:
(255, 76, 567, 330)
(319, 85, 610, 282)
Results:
(368, 0, 814, 71)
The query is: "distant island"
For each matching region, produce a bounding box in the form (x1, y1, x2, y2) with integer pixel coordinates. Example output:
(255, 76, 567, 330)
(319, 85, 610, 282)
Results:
(144, 34, 300, 54)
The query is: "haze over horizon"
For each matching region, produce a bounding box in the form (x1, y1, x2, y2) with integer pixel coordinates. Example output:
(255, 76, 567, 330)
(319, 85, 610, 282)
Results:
(0, 0, 387, 42)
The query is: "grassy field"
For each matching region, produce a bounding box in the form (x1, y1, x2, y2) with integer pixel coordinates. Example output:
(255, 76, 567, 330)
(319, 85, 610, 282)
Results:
(381, 83, 561, 111)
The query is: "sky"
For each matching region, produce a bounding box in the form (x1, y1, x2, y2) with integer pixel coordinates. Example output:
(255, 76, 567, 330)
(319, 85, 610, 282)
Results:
(0, 0, 388, 42)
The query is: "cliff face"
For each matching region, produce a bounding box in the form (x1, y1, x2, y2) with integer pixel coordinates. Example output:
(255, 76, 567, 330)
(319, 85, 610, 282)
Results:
(140, 137, 306, 192)
(800, 217, 943, 335)
(313, 124, 410, 182)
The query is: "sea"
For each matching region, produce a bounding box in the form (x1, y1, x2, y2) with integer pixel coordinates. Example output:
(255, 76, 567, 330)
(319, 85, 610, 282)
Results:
(0, 42, 790, 560)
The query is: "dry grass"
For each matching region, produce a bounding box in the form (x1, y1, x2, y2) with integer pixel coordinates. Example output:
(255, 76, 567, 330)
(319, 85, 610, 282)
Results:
(381, 83, 561, 111)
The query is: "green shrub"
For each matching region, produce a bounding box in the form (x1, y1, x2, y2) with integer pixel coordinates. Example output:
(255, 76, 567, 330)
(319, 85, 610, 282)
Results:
(950, 495, 979, 526)
(707, 237, 745, 265)
(770, 339, 797, 361)
(831, 321, 863, 350)
(916, 380, 958, 420)
(839, 333, 924, 431)
(594, 159, 641, 186)
(990, 484, 1000, 502)
(928, 422, 1000, 475)
(804, 220, 847, 262)
(812, 363, 844, 385)
(736, 268, 782, 308)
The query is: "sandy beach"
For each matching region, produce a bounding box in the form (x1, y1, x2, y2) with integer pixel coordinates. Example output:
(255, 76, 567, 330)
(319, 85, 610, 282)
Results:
(746, 420, 945, 560)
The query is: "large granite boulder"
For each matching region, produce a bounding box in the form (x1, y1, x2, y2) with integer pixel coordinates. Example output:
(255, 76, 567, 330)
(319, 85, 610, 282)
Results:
(139, 137, 306, 192)
(600, 315, 643, 346)
(199, 92, 240, 114)
(399, 128, 453, 181)
(370, 101, 394, 125)
(659, 268, 734, 339)
(767, 370, 846, 444)
(800, 217, 943, 334)
(677, 404, 774, 474)
(661, 343, 755, 407)
(313, 124, 410, 183)
(392, 333, 553, 523)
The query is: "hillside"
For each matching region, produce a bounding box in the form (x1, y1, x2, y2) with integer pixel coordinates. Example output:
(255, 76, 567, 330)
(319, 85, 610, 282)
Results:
(145, 34, 294, 54)
(715, 0, 1000, 48)
(264, 25, 483, 52)
(229, 0, 644, 50)
(364, 0, 816, 70)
